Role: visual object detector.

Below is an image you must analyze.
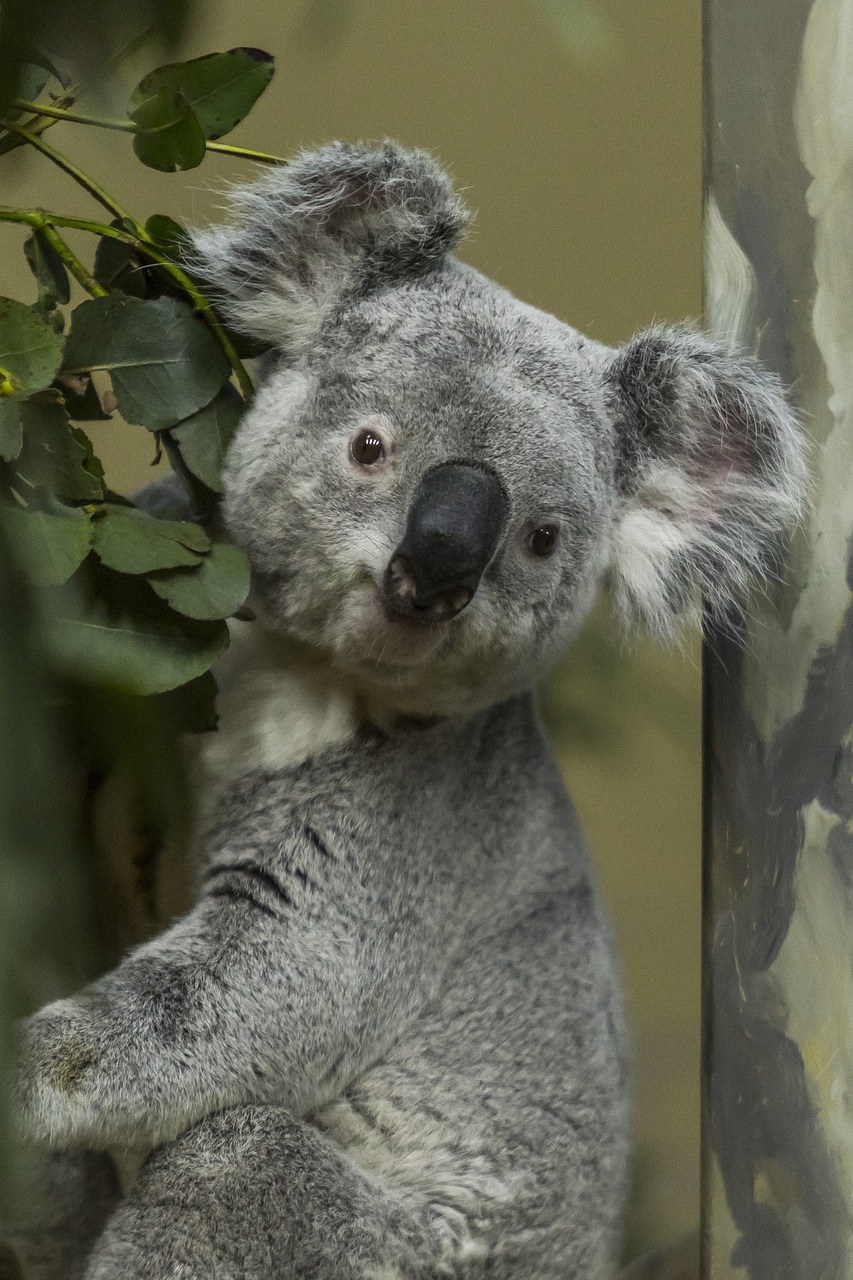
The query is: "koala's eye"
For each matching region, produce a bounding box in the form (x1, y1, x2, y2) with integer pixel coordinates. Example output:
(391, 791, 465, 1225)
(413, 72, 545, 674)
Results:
(526, 524, 560, 557)
(350, 429, 386, 467)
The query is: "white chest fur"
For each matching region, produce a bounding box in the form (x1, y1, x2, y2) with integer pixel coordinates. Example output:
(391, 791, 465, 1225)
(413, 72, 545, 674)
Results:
(201, 620, 360, 787)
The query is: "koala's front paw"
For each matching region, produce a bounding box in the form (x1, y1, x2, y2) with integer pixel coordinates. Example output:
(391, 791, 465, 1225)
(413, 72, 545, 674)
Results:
(17, 998, 132, 1149)
(17, 903, 287, 1153)
(16, 910, 267, 1150)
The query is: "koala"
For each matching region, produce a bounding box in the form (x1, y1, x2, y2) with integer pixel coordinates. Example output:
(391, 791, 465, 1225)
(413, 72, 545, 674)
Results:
(6, 142, 807, 1280)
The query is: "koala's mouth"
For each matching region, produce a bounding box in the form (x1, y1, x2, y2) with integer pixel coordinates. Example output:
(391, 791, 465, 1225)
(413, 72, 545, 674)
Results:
(334, 586, 457, 679)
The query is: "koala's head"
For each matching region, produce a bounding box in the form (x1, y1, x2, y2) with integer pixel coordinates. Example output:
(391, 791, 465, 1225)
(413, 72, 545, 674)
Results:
(191, 141, 807, 718)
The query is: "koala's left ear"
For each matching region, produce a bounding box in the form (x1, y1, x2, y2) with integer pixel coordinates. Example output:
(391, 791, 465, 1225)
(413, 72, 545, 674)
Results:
(187, 141, 469, 356)
(605, 325, 809, 641)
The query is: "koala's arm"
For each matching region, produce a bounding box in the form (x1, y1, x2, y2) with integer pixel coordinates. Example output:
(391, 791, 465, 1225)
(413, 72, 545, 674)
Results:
(17, 768, 463, 1151)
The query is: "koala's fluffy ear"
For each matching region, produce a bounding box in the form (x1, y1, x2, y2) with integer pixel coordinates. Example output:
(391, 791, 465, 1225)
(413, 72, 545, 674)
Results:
(188, 140, 469, 355)
(605, 326, 809, 641)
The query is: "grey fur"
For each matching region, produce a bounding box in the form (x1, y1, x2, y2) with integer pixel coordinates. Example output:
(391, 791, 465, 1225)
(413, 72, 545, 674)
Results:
(8, 142, 806, 1279)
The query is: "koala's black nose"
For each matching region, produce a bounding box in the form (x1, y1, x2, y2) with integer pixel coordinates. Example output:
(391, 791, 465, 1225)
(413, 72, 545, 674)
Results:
(384, 462, 507, 622)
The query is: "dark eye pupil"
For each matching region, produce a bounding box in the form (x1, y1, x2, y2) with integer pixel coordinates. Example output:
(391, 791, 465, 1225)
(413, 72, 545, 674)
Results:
(351, 430, 384, 465)
(529, 525, 558, 556)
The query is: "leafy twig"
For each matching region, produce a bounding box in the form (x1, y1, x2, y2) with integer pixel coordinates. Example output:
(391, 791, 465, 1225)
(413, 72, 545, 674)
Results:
(38, 224, 107, 297)
(6, 125, 145, 234)
(8, 100, 288, 166)
(0, 204, 254, 401)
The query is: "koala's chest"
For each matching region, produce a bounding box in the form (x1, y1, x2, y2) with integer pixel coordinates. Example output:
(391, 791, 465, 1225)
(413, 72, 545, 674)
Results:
(200, 620, 361, 789)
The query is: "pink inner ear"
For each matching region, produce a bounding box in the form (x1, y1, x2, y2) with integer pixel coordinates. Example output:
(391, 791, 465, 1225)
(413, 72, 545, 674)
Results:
(690, 420, 763, 492)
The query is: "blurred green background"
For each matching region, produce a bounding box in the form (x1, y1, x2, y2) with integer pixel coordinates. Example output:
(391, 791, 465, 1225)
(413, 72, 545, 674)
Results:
(0, 0, 702, 1255)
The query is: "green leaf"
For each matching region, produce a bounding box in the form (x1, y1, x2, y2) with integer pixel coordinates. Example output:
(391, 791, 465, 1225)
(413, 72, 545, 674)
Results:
(224, 327, 273, 361)
(147, 540, 250, 619)
(131, 48, 274, 143)
(2, 502, 93, 586)
(61, 295, 231, 431)
(130, 87, 206, 172)
(169, 384, 244, 492)
(4, 62, 50, 118)
(13, 402, 104, 501)
(24, 230, 71, 320)
(145, 214, 190, 261)
(92, 503, 210, 574)
(0, 298, 64, 396)
(92, 222, 186, 303)
(0, 398, 23, 462)
(43, 577, 230, 696)
(69, 424, 105, 486)
(93, 233, 148, 297)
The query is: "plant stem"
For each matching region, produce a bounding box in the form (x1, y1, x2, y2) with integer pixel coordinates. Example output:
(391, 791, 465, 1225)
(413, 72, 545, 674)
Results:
(6, 126, 146, 235)
(37, 226, 107, 298)
(205, 140, 286, 165)
(0, 205, 254, 402)
(7, 101, 287, 166)
(11, 102, 136, 133)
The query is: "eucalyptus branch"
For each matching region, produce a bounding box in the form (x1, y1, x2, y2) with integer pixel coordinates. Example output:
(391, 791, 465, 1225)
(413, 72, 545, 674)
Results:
(6, 126, 145, 235)
(38, 225, 107, 298)
(0, 205, 254, 402)
(7, 101, 288, 166)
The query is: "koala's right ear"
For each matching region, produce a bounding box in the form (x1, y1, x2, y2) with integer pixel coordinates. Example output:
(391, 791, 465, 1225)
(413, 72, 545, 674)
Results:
(188, 140, 470, 356)
(604, 325, 809, 642)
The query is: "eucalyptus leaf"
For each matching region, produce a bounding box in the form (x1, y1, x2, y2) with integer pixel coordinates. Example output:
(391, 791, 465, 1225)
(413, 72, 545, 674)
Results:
(43, 581, 230, 696)
(28, 50, 68, 87)
(61, 295, 231, 431)
(130, 48, 274, 142)
(69, 425, 105, 487)
(130, 86, 206, 173)
(0, 298, 64, 396)
(93, 234, 148, 297)
(147, 540, 250, 620)
(4, 62, 50, 117)
(0, 398, 23, 462)
(93, 222, 185, 302)
(224, 327, 273, 360)
(17, 61, 50, 96)
(145, 214, 190, 261)
(169, 384, 245, 492)
(23, 230, 70, 323)
(13, 403, 104, 501)
(92, 503, 210, 574)
(3, 502, 93, 586)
